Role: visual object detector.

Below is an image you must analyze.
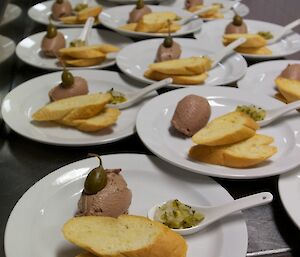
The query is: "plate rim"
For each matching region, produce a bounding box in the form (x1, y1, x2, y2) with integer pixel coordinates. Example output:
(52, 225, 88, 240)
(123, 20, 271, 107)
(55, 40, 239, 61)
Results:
(278, 168, 300, 229)
(136, 86, 300, 179)
(116, 37, 248, 87)
(4, 153, 248, 257)
(1, 70, 149, 146)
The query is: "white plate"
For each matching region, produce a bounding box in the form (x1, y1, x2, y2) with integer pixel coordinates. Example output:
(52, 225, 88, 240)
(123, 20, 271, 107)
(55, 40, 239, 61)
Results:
(4, 153, 248, 257)
(1, 70, 155, 146)
(160, 0, 249, 21)
(194, 19, 300, 59)
(116, 38, 247, 87)
(279, 167, 300, 229)
(136, 87, 300, 179)
(0, 35, 15, 64)
(99, 5, 203, 38)
(105, 0, 166, 4)
(28, 0, 105, 27)
(16, 28, 133, 71)
(237, 60, 300, 97)
(0, 3, 22, 27)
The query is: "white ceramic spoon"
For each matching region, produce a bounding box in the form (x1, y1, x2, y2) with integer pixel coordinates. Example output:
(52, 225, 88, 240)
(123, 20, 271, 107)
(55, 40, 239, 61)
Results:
(268, 19, 300, 45)
(148, 192, 273, 236)
(76, 16, 94, 44)
(257, 100, 300, 127)
(178, 5, 216, 25)
(209, 37, 246, 68)
(106, 78, 173, 109)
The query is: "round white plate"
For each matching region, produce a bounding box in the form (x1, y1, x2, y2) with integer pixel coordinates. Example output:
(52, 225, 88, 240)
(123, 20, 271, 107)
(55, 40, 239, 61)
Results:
(194, 19, 300, 59)
(136, 87, 300, 179)
(105, 0, 166, 4)
(160, 0, 249, 21)
(1, 70, 155, 146)
(0, 3, 22, 27)
(237, 60, 300, 97)
(279, 167, 300, 229)
(28, 0, 105, 27)
(99, 5, 203, 38)
(116, 38, 247, 87)
(0, 35, 15, 64)
(16, 28, 133, 71)
(4, 153, 248, 257)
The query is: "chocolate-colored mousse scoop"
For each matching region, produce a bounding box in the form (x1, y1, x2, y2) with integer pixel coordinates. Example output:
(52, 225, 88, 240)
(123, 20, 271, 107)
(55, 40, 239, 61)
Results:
(48, 70, 89, 101)
(280, 64, 300, 81)
(225, 14, 248, 34)
(155, 22, 182, 62)
(185, 0, 203, 9)
(128, 0, 152, 23)
(172, 94, 211, 137)
(51, 0, 72, 21)
(77, 155, 132, 217)
(41, 23, 66, 58)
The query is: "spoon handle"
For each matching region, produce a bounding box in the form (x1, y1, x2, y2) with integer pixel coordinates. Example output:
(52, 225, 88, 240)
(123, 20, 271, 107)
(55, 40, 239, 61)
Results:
(269, 18, 300, 44)
(78, 17, 94, 42)
(209, 37, 246, 68)
(179, 5, 214, 25)
(205, 192, 273, 223)
(113, 78, 173, 109)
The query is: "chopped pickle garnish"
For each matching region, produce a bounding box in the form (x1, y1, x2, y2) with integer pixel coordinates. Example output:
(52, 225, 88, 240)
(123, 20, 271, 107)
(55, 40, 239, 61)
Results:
(236, 104, 266, 121)
(154, 199, 204, 229)
(257, 31, 274, 40)
(107, 88, 127, 104)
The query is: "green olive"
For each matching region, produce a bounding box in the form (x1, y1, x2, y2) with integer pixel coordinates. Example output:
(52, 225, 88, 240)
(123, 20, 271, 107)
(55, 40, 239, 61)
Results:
(233, 15, 243, 26)
(56, 0, 63, 4)
(136, 0, 144, 9)
(163, 36, 173, 48)
(61, 69, 74, 88)
(46, 24, 57, 38)
(84, 155, 107, 195)
(74, 3, 88, 12)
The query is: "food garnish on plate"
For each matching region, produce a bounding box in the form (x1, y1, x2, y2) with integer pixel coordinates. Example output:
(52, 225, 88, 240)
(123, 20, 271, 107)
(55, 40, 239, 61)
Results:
(155, 21, 182, 62)
(51, 0, 102, 25)
(275, 64, 300, 103)
(32, 70, 120, 132)
(77, 155, 132, 217)
(62, 215, 187, 257)
(41, 20, 66, 58)
(58, 43, 120, 67)
(223, 15, 272, 55)
(120, 8, 181, 34)
(144, 56, 211, 85)
(189, 111, 277, 168)
(128, 0, 152, 23)
(154, 199, 204, 229)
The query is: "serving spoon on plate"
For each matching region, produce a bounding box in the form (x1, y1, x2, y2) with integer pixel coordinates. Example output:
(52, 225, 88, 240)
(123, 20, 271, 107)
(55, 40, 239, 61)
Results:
(106, 78, 173, 109)
(267, 19, 300, 45)
(257, 99, 300, 127)
(148, 192, 273, 236)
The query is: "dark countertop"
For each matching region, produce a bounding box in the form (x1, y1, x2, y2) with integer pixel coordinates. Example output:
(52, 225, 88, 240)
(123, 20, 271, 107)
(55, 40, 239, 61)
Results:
(1, 1, 300, 257)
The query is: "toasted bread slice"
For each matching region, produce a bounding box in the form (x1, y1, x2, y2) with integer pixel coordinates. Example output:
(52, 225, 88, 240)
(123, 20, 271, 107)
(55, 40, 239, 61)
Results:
(235, 46, 272, 55)
(60, 48, 106, 59)
(189, 5, 220, 17)
(189, 134, 277, 168)
(77, 6, 102, 21)
(58, 108, 120, 132)
(157, 22, 181, 33)
(275, 76, 300, 102)
(148, 56, 212, 76)
(60, 16, 83, 24)
(223, 34, 267, 48)
(192, 111, 259, 146)
(32, 93, 112, 121)
(120, 23, 138, 31)
(274, 92, 288, 103)
(63, 215, 187, 257)
(136, 12, 178, 33)
(64, 57, 105, 67)
(144, 69, 208, 85)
